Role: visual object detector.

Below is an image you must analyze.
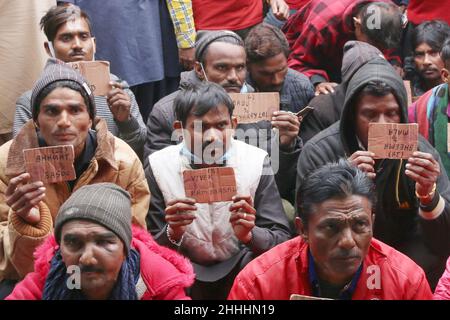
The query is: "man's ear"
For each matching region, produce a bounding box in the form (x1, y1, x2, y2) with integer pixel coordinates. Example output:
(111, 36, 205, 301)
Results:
(231, 116, 238, 129)
(194, 61, 204, 81)
(441, 68, 449, 83)
(295, 217, 308, 241)
(44, 42, 51, 57)
(353, 16, 362, 30)
(92, 37, 96, 54)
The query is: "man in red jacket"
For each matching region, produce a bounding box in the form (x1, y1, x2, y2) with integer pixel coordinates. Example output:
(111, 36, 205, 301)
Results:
(228, 160, 433, 300)
(7, 183, 194, 300)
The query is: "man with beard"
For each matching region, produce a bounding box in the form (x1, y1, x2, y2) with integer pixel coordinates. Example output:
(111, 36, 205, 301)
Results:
(244, 23, 314, 113)
(13, 4, 146, 156)
(145, 83, 291, 299)
(409, 20, 450, 97)
(145, 30, 301, 204)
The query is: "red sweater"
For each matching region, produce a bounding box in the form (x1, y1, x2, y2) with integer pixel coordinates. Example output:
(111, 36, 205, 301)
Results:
(6, 226, 195, 300)
(407, 0, 450, 25)
(228, 237, 433, 300)
(192, 0, 262, 31)
(286, 0, 310, 10)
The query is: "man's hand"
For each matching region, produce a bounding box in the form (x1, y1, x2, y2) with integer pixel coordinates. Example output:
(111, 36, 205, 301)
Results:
(165, 198, 197, 241)
(348, 151, 376, 179)
(271, 111, 301, 150)
(107, 81, 131, 122)
(270, 0, 290, 21)
(315, 82, 338, 96)
(179, 47, 195, 71)
(405, 152, 440, 203)
(5, 173, 44, 225)
(229, 195, 256, 244)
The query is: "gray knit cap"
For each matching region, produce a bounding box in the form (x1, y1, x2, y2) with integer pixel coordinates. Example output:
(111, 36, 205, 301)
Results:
(195, 30, 244, 62)
(31, 58, 96, 121)
(54, 183, 132, 253)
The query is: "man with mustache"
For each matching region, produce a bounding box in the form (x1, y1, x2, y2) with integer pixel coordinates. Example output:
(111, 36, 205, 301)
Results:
(13, 4, 146, 157)
(145, 30, 302, 206)
(0, 61, 149, 298)
(408, 20, 450, 97)
(6, 183, 194, 300)
(228, 161, 433, 300)
(145, 82, 291, 299)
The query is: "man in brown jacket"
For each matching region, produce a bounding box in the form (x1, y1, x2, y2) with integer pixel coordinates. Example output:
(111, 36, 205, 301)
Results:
(0, 59, 150, 298)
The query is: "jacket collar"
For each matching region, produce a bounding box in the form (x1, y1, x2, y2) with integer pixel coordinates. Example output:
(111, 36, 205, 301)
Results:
(6, 118, 117, 178)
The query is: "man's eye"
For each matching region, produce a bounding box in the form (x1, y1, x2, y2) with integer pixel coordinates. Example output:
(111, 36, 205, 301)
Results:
(61, 35, 72, 42)
(45, 108, 59, 116)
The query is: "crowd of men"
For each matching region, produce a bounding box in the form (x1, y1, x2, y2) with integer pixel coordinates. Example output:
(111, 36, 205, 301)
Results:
(0, 0, 450, 300)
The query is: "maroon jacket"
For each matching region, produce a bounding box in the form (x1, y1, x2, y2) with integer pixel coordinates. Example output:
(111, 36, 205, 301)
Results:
(228, 237, 433, 300)
(7, 226, 195, 300)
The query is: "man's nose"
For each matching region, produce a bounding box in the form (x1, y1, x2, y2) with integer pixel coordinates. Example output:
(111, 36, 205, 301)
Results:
(423, 53, 432, 65)
(375, 113, 387, 123)
(79, 244, 97, 266)
(338, 227, 357, 250)
(204, 128, 221, 144)
(227, 68, 239, 82)
(72, 36, 82, 49)
(57, 111, 71, 128)
(271, 72, 284, 87)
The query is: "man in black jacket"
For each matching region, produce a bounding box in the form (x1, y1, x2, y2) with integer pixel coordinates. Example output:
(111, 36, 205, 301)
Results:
(297, 58, 450, 288)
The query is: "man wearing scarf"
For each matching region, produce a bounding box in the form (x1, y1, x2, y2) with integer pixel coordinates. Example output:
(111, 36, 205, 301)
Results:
(297, 58, 450, 289)
(408, 38, 450, 177)
(6, 183, 194, 300)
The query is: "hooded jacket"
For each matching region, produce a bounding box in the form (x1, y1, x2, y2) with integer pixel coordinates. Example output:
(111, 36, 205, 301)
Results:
(300, 41, 385, 143)
(6, 226, 195, 300)
(296, 59, 450, 288)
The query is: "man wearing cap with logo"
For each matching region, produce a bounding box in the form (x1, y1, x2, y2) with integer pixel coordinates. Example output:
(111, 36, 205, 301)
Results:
(0, 60, 149, 298)
(6, 183, 194, 300)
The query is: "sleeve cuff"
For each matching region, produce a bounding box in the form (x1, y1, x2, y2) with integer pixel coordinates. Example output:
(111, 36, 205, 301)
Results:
(9, 202, 53, 238)
(419, 195, 444, 220)
(115, 117, 141, 134)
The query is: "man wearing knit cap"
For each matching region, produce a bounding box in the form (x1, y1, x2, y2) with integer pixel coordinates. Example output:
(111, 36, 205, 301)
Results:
(145, 30, 304, 205)
(6, 183, 194, 300)
(12, 4, 147, 157)
(0, 60, 150, 298)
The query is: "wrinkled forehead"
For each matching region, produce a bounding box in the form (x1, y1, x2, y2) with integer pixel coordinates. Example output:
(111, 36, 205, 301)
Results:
(204, 42, 246, 63)
(57, 17, 91, 35)
(312, 195, 372, 220)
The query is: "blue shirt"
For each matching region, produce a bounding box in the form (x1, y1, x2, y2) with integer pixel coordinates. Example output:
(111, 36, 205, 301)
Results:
(64, 0, 181, 86)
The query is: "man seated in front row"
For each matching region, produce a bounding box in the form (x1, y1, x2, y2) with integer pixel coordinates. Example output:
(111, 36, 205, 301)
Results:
(7, 183, 194, 300)
(228, 161, 433, 300)
(145, 82, 291, 299)
(0, 60, 149, 298)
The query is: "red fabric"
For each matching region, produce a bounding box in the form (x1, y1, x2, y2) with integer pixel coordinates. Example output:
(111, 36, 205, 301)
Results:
(282, 0, 395, 82)
(6, 226, 195, 300)
(192, 0, 262, 31)
(408, 89, 434, 140)
(434, 256, 450, 300)
(286, 0, 311, 10)
(407, 0, 450, 25)
(228, 237, 433, 300)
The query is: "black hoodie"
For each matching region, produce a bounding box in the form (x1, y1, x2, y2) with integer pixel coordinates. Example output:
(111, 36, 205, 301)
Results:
(296, 59, 450, 288)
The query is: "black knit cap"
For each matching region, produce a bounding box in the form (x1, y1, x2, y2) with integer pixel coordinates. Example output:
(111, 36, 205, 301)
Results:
(31, 58, 96, 121)
(54, 183, 132, 253)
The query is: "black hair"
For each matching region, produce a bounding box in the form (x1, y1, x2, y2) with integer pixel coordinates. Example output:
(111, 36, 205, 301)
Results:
(359, 2, 402, 50)
(297, 160, 376, 228)
(441, 38, 450, 69)
(40, 3, 93, 42)
(245, 23, 290, 62)
(359, 80, 396, 97)
(412, 20, 450, 53)
(174, 82, 234, 127)
(34, 80, 94, 121)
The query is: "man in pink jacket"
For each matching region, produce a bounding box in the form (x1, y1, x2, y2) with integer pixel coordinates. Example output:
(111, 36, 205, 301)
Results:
(228, 161, 433, 300)
(434, 257, 450, 300)
(7, 183, 194, 300)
